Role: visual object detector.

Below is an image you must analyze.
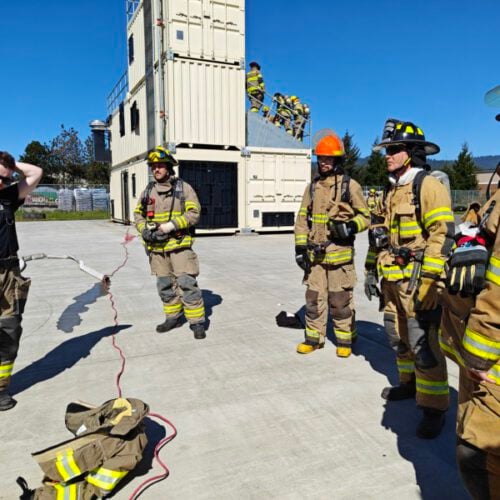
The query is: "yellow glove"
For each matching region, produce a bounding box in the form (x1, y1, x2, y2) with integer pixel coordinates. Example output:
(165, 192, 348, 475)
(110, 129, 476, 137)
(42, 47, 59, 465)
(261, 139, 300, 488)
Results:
(415, 277, 438, 310)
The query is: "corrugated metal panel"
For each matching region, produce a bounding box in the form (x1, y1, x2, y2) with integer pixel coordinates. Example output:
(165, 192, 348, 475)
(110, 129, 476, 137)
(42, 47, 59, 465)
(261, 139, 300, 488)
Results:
(166, 58, 245, 146)
(166, 0, 244, 62)
(245, 151, 311, 229)
(127, 5, 146, 92)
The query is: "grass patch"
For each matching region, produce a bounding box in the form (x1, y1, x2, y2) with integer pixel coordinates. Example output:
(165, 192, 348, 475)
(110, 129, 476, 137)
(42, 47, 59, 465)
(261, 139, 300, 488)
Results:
(17, 210, 109, 221)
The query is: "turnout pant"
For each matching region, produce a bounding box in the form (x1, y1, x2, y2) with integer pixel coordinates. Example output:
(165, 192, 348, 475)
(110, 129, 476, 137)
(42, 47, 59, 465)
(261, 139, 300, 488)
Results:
(150, 249, 205, 325)
(304, 262, 356, 347)
(381, 279, 449, 411)
(248, 91, 264, 112)
(0, 266, 30, 392)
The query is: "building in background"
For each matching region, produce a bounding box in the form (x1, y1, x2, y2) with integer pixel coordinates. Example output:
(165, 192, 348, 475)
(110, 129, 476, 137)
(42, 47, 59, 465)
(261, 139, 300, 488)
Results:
(104, 0, 311, 232)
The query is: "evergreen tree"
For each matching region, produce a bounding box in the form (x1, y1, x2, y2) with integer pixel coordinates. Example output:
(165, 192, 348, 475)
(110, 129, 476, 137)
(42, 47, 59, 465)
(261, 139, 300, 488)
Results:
(342, 130, 362, 182)
(19, 141, 58, 183)
(448, 143, 479, 190)
(359, 138, 387, 187)
(50, 125, 86, 184)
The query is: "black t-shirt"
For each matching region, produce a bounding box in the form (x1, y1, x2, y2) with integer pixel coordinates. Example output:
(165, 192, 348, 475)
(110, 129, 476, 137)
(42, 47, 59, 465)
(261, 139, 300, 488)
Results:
(0, 184, 24, 258)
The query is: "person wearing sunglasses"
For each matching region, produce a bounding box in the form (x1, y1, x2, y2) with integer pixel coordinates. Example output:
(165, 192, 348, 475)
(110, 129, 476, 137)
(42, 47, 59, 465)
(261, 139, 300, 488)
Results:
(0, 151, 43, 410)
(365, 120, 454, 438)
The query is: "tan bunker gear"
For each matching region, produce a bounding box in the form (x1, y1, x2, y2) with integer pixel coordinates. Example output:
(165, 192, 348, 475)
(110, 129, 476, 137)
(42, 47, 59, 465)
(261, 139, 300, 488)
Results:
(24, 398, 149, 499)
(440, 190, 500, 498)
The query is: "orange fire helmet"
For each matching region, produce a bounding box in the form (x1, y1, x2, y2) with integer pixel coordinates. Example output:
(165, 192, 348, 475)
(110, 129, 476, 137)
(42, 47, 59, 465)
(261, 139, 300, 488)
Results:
(312, 129, 345, 157)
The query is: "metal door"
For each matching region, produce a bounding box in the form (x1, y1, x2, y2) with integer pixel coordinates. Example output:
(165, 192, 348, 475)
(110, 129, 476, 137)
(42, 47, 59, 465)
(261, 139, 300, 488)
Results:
(121, 171, 130, 223)
(179, 161, 238, 229)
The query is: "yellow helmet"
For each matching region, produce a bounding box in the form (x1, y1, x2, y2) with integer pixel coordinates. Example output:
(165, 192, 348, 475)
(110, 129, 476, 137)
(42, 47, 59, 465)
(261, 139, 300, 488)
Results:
(369, 188, 376, 194)
(146, 146, 178, 166)
(290, 95, 298, 102)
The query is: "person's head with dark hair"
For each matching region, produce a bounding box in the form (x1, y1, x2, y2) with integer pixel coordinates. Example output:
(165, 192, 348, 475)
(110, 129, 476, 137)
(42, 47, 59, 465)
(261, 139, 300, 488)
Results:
(0, 151, 16, 189)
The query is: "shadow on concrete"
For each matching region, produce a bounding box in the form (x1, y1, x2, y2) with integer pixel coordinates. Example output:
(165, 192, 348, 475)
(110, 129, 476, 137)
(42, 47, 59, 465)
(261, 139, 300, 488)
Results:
(10, 325, 131, 396)
(56, 282, 108, 333)
(354, 320, 468, 500)
(202, 289, 222, 330)
(109, 416, 168, 498)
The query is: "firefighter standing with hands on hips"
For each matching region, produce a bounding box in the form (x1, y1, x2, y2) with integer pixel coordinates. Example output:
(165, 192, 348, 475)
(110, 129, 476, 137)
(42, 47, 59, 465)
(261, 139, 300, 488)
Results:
(364, 119, 455, 438)
(294, 130, 370, 358)
(0, 151, 42, 411)
(439, 164, 500, 498)
(134, 146, 206, 339)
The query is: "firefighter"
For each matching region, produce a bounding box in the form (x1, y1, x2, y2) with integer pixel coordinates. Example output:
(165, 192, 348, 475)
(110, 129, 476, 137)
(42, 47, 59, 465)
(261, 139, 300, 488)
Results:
(0, 152, 42, 411)
(364, 119, 455, 438)
(291, 96, 306, 141)
(295, 130, 370, 358)
(273, 93, 293, 134)
(134, 146, 206, 339)
(246, 61, 265, 113)
(367, 188, 378, 212)
(461, 201, 481, 226)
(439, 170, 500, 498)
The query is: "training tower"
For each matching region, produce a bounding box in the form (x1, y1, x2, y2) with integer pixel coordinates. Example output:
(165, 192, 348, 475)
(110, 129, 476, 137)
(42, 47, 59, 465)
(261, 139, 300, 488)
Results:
(106, 0, 311, 232)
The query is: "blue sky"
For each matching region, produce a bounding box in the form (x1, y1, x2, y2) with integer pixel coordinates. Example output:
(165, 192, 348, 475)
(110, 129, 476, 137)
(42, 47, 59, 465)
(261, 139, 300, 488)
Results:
(2, 0, 499, 159)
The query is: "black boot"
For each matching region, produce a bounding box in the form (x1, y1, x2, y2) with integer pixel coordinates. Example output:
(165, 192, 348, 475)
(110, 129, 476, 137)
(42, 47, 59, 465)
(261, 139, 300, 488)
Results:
(381, 380, 416, 401)
(156, 317, 183, 334)
(17, 477, 35, 500)
(0, 391, 17, 411)
(190, 323, 206, 339)
(416, 408, 445, 439)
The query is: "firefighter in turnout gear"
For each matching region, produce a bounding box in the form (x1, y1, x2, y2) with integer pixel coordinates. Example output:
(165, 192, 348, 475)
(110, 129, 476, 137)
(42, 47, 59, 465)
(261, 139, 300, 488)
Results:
(291, 96, 306, 141)
(439, 168, 500, 498)
(273, 93, 293, 134)
(0, 152, 42, 411)
(295, 130, 370, 358)
(246, 61, 265, 113)
(18, 398, 148, 499)
(364, 119, 454, 439)
(367, 188, 377, 212)
(134, 146, 206, 339)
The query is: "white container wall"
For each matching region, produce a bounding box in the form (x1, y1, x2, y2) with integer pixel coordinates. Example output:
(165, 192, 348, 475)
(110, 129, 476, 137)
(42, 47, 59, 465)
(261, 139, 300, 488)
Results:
(166, 0, 244, 62)
(166, 58, 245, 146)
(127, 5, 146, 92)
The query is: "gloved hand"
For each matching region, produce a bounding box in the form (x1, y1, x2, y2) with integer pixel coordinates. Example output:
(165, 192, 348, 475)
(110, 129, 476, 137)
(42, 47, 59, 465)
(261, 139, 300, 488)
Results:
(158, 221, 176, 234)
(447, 243, 488, 297)
(415, 276, 439, 310)
(141, 228, 156, 243)
(329, 220, 356, 240)
(295, 245, 311, 274)
(364, 269, 380, 301)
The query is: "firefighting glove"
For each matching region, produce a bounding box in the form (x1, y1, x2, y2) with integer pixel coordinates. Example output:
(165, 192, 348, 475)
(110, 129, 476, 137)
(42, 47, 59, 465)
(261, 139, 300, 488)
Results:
(329, 220, 356, 240)
(364, 269, 380, 301)
(447, 244, 488, 297)
(158, 221, 176, 234)
(415, 277, 439, 311)
(295, 245, 311, 274)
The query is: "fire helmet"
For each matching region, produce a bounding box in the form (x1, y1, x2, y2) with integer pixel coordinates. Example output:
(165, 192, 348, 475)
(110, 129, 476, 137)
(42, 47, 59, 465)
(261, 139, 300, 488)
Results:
(249, 61, 261, 70)
(146, 146, 179, 166)
(312, 129, 345, 157)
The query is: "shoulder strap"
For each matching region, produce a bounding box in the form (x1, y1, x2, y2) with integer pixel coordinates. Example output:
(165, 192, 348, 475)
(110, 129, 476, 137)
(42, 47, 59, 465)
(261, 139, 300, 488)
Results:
(412, 170, 429, 223)
(174, 178, 186, 213)
(141, 181, 155, 217)
(340, 174, 351, 203)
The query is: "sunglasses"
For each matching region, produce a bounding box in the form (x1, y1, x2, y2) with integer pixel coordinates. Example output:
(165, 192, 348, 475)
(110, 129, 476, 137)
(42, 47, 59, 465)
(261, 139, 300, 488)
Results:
(0, 175, 13, 185)
(385, 145, 406, 156)
(150, 164, 169, 170)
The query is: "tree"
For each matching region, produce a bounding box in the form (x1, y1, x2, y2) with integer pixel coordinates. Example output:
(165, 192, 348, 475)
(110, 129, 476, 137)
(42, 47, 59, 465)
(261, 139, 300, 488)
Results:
(446, 143, 479, 190)
(19, 141, 58, 183)
(86, 162, 110, 185)
(342, 130, 362, 182)
(359, 138, 387, 187)
(50, 125, 86, 184)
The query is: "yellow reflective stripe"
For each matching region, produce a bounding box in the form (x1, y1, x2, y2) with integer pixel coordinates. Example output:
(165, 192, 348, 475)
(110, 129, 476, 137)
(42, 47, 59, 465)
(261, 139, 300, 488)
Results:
(489, 365, 500, 384)
(365, 251, 376, 265)
(335, 330, 352, 340)
(172, 215, 189, 229)
(87, 467, 128, 491)
(311, 214, 329, 223)
(53, 483, 78, 500)
(163, 303, 183, 314)
(423, 207, 454, 229)
(486, 255, 500, 286)
(185, 201, 200, 211)
(397, 359, 415, 373)
(305, 327, 320, 339)
(399, 221, 422, 236)
(422, 256, 445, 274)
(298, 208, 308, 216)
(463, 328, 500, 361)
(314, 249, 353, 265)
(358, 208, 370, 217)
(352, 215, 367, 232)
(416, 378, 449, 395)
(295, 235, 307, 245)
(145, 236, 193, 252)
(184, 306, 205, 318)
(438, 332, 465, 367)
(0, 363, 14, 378)
(55, 449, 81, 481)
(136, 222, 146, 232)
(379, 263, 414, 280)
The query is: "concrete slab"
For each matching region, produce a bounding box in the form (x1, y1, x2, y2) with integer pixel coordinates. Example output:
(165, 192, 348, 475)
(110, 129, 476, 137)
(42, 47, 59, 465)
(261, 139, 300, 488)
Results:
(1, 221, 467, 499)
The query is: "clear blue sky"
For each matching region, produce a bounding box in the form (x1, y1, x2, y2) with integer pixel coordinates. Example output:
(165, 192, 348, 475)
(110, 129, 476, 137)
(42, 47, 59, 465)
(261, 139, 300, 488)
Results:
(2, 0, 499, 160)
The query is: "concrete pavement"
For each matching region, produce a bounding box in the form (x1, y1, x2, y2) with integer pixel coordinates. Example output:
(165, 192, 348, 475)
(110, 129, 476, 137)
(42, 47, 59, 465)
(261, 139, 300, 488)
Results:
(0, 221, 468, 499)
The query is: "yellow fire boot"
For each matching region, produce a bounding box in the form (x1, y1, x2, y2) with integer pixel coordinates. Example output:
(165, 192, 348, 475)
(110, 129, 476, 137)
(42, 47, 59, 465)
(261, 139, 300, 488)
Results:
(336, 346, 352, 358)
(296, 340, 324, 354)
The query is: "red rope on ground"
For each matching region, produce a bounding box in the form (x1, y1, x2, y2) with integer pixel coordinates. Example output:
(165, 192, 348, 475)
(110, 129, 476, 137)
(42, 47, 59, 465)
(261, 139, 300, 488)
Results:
(103, 230, 178, 498)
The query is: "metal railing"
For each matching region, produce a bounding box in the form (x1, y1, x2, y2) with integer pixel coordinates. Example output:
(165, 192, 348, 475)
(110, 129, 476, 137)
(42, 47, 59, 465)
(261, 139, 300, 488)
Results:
(247, 90, 312, 146)
(107, 71, 129, 116)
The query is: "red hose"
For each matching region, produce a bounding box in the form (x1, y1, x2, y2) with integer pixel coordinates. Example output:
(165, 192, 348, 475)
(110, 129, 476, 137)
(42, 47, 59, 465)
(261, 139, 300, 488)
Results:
(104, 230, 177, 498)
